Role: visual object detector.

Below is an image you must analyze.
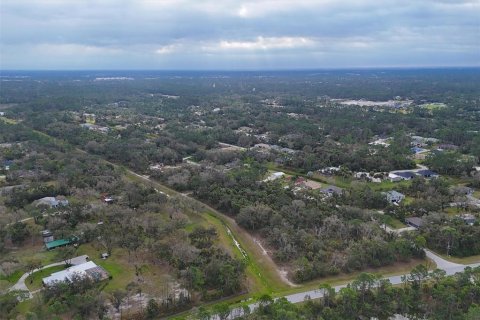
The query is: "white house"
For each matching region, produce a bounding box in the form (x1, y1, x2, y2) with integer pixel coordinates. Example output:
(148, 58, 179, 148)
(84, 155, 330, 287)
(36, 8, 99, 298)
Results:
(384, 190, 405, 204)
(35, 196, 69, 208)
(42, 261, 108, 286)
(264, 172, 285, 182)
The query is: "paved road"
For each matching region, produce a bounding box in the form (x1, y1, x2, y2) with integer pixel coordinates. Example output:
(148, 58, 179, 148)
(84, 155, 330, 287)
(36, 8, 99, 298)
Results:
(222, 249, 480, 319)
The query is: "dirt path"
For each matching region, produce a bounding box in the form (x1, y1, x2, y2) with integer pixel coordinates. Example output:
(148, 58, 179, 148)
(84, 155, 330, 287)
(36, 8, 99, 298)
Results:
(253, 238, 298, 287)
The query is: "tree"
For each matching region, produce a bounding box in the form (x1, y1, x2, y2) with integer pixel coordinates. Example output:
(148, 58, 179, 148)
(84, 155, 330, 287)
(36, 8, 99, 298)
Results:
(110, 289, 126, 313)
(56, 246, 76, 266)
(212, 303, 230, 320)
(145, 299, 160, 319)
(25, 259, 42, 284)
(8, 222, 30, 244)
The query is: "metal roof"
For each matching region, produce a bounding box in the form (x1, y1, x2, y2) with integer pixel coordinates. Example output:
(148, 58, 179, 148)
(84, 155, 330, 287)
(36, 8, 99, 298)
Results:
(42, 261, 98, 286)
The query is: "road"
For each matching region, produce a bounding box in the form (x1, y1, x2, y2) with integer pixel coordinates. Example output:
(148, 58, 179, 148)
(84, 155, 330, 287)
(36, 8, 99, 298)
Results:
(223, 249, 480, 319)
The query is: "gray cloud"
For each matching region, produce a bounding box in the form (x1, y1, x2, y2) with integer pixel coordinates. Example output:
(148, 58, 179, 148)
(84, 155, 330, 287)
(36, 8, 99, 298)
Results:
(0, 0, 479, 69)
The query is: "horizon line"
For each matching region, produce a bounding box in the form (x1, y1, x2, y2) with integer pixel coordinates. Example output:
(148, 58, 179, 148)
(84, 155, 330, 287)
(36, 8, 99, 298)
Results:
(1, 65, 480, 73)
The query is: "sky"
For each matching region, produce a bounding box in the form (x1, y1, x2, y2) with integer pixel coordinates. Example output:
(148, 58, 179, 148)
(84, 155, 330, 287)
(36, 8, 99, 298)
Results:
(0, 0, 479, 70)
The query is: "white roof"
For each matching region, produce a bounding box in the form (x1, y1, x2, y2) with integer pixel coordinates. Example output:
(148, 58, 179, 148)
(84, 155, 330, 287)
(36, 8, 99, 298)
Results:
(43, 261, 98, 285)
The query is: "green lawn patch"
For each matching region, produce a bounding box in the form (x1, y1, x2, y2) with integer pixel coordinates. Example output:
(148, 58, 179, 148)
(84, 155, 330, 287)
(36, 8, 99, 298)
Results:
(25, 265, 67, 291)
(0, 269, 25, 283)
(384, 216, 406, 229)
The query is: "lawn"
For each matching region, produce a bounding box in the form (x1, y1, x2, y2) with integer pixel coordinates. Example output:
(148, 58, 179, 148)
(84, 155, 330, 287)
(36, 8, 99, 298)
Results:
(0, 269, 25, 284)
(76, 244, 137, 293)
(25, 265, 67, 291)
(368, 179, 411, 192)
(384, 216, 406, 229)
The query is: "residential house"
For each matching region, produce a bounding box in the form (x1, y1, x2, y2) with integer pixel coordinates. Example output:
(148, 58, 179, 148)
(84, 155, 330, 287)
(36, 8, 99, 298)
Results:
(264, 172, 285, 182)
(320, 185, 344, 196)
(35, 196, 69, 208)
(416, 170, 439, 178)
(42, 261, 109, 286)
(384, 190, 405, 204)
(459, 214, 476, 225)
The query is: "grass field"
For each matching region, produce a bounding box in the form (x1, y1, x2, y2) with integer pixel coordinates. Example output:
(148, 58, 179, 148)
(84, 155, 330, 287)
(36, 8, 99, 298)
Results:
(25, 265, 66, 291)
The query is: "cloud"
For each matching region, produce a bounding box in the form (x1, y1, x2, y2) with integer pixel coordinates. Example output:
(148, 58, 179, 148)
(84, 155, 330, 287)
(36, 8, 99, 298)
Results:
(215, 37, 315, 51)
(0, 0, 479, 69)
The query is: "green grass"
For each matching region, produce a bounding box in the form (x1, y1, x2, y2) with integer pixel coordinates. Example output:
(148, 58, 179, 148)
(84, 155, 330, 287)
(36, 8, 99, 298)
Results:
(473, 190, 480, 198)
(0, 116, 18, 124)
(203, 212, 287, 294)
(25, 265, 67, 291)
(76, 244, 136, 292)
(384, 216, 406, 229)
(0, 269, 25, 283)
(368, 179, 411, 192)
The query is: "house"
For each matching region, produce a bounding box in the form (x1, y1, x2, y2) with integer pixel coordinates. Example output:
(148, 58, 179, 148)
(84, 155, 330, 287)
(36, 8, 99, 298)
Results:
(459, 214, 476, 225)
(3, 159, 14, 170)
(264, 172, 285, 182)
(416, 170, 439, 178)
(319, 167, 341, 175)
(437, 144, 458, 151)
(320, 185, 344, 196)
(390, 171, 416, 181)
(405, 217, 424, 229)
(41, 230, 54, 244)
(384, 190, 405, 204)
(102, 195, 115, 204)
(42, 261, 109, 286)
(454, 186, 474, 196)
(411, 147, 427, 154)
(35, 196, 69, 208)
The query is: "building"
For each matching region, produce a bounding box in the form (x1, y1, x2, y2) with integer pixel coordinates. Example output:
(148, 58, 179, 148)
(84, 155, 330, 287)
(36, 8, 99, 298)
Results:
(42, 261, 109, 286)
(384, 190, 405, 204)
(45, 236, 78, 250)
(320, 185, 344, 196)
(389, 171, 416, 181)
(405, 217, 424, 229)
(41, 230, 54, 243)
(264, 171, 285, 182)
(416, 170, 439, 178)
(35, 196, 69, 208)
(459, 214, 476, 225)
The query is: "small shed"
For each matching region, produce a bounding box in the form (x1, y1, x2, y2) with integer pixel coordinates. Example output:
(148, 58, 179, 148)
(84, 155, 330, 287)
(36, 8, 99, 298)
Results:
(405, 217, 424, 229)
(45, 237, 78, 250)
